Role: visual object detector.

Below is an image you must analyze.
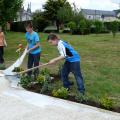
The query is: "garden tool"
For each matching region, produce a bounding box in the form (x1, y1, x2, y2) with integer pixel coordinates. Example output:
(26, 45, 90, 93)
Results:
(16, 63, 49, 75)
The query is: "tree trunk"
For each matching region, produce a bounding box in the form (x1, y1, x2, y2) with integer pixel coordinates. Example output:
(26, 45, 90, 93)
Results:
(56, 19, 60, 33)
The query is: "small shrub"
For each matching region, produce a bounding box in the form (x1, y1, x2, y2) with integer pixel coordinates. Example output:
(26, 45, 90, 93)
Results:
(40, 80, 49, 94)
(99, 97, 113, 110)
(13, 67, 24, 72)
(75, 94, 88, 103)
(37, 73, 52, 93)
(52, 87, 69, 99)
(37, 75, 45, 85)
(19, 75, 32, 88)
(40, 68, 50, 76)
(0, 64, 6, 70)
(52, 89, 59, 97)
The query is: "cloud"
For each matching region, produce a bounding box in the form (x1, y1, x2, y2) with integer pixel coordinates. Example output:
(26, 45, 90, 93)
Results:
(24, 0, 119, 12)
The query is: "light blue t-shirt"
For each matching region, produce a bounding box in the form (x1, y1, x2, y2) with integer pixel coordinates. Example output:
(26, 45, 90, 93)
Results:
(25, 31, 41, 54)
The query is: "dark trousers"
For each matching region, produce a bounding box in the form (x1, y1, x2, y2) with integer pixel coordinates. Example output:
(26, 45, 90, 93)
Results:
(27, 53, 40, 77)
(0, 46, 4, 64)
(61, 61, 85, 93)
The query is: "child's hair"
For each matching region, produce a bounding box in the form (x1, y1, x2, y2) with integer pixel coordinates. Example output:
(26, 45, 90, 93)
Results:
(47, 33, 59, 41)
(25, 21, 33, 28)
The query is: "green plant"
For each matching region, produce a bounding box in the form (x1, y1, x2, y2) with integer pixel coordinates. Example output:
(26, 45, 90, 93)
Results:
(13, 67, 24, 72)
(40, 68, 50, 76)
(40, 80, 49, 94)
(99, 97, 113, 110)
(111, 21, 118, 38)
(37, 73, 52, 93)
(19, 75, 32, 88)
(0, 64, 6, 70)
(37, 75, 45, 85)
(52, 87, 69, 99)
(52, 89, 59, 97)
(79, 19, 87, 35)
(94, 20, 103, 34)
(75, 93, 88, 103)
(67, 21, 76, 31)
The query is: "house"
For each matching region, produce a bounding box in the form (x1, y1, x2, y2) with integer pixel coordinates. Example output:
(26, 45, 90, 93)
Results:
(81, 9, 119, 22)
(15, 3, 32, 22)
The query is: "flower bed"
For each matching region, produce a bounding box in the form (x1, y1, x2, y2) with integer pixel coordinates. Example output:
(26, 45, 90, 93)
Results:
(19, 68, 120, 113)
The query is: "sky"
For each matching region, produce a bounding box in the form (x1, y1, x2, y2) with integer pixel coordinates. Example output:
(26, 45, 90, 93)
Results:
(24, 0, 120, 12)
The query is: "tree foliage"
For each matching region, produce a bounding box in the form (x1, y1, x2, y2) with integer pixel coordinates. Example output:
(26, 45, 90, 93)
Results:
(110, 21, 118, 38)
(43, 0, 70, 32)
(0, 0, 23, 30)
(32, 10, 50, 32)
(94, 20, 103, 34)
(57, 4, 72, 24)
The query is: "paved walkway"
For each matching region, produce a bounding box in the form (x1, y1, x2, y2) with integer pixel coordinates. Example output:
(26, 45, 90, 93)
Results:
(0, 76, 120, 120)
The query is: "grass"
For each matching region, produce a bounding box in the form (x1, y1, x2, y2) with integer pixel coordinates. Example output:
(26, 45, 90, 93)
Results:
(4, 31, 120, 107)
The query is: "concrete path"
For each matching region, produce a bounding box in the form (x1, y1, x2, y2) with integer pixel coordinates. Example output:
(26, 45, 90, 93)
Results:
(0, 76, 120, 120)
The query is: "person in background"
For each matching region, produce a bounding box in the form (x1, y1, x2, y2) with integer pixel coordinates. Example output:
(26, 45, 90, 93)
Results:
(25, 22, 41, 78)
(47, 33, 85, 95)
(0, 26, 7, 64)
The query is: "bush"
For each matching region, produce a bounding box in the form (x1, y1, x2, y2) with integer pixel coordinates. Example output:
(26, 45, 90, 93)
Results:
(43, 26, 58, 33)
(0, 64, 6, 70)
(40, 68, 50, 76)
(67, 21, 76, 32)
(99, 97, 113, 110)
(79, 19, 87, 35)
(13, 67, 24, 72)
(111, 21, 119, 37)
(72, 28, 80, 35)
(52, 87, 69, 99)
(94, 20, 103, 34)
(75, 94, 88, 103)
(11, 21, 31, 32)
(19, 75, 32, 88)
(37, 75, 45, 85)
(36, 70, 52, 93)
(33, 17, 50, 32)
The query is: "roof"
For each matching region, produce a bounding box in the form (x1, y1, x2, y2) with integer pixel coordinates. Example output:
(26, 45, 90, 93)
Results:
(81, 9, 116, 17)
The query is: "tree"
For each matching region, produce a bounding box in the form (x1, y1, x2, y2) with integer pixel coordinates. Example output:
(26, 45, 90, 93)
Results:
(111, 21, 118, 38)
(57, 4, 72, 25)
(79, 20, 87, 35)
(43, 0, 70, 32)
(32, 10, 50, 32)
(71, 3, 85, 27)
(0, 0, 23, 30)
(94, 20, 102, 34)
(67, 21, 76, 33)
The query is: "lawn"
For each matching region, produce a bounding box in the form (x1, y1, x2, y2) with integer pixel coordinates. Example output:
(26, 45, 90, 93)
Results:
(4, 32, 120, 109)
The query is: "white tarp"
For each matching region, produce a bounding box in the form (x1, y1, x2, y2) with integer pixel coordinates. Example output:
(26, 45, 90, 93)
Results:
(3, 48, 27, 76)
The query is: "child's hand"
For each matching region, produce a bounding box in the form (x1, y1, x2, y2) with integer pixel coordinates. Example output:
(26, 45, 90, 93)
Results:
(4, 43, 7, 47)
(26, 49, 31, 54)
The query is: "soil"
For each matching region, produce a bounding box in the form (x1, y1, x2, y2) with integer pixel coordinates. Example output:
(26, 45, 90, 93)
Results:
(25, 74, 120, 113)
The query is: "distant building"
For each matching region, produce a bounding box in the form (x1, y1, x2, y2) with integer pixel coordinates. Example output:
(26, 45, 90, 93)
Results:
(81, 9, 120, 22)
(15, 3, 32, 22)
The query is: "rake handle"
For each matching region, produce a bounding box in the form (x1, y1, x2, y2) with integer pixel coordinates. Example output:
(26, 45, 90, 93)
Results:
(17, 63, 49, 75)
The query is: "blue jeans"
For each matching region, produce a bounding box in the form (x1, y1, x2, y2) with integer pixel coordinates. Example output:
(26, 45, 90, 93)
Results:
(27, 53, 40, 76)
(61, 61, 85, 93)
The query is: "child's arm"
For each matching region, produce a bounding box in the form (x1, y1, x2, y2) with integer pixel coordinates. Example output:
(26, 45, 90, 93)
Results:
(3, 33, 7, 47)
(48, 56, 65, 64)
(27, 42, 40, 53)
